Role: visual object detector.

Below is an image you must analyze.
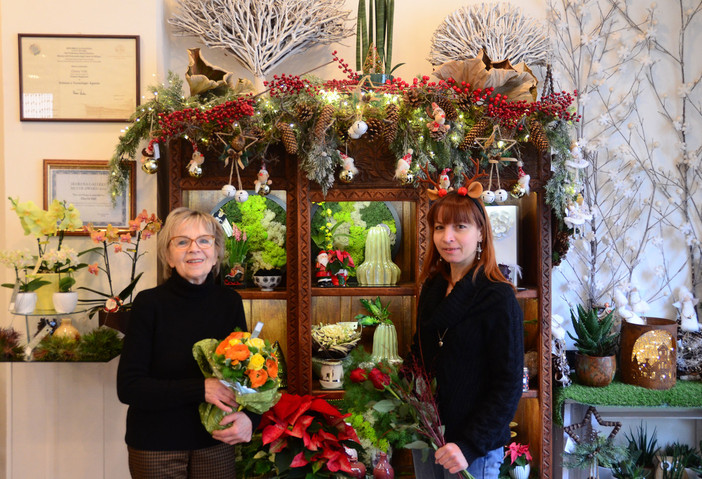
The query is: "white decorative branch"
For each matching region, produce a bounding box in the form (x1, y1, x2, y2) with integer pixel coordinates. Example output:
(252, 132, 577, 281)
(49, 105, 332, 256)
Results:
(428, 2, 550, 66)
(169, 0, 354, 90)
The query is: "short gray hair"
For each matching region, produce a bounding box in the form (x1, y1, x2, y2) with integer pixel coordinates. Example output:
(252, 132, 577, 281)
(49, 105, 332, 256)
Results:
(157, 207, 225, 279)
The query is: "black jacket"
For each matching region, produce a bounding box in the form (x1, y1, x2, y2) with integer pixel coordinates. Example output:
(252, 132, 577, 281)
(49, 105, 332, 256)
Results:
(117, 270, 255, 450)
(412, 268, 524, 464)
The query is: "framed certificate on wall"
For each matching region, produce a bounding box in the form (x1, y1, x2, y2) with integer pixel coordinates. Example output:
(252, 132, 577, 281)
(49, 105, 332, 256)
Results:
(19, 34, 140, 121)
(43, 159, 136, 233)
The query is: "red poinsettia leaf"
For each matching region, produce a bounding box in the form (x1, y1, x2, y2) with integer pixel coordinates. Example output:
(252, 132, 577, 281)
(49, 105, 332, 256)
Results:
(290, 451, 309, 468)
(309, 397, 345, 417)
(290, 414, 315, 438)
(268, 435, 288, 454)
(306, 432, 322, 451)
(272, 393, 313, 425)
(262, 422, 288, 445)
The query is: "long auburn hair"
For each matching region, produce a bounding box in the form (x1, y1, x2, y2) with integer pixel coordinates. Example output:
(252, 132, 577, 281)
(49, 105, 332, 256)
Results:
(419, 191, 512, 288)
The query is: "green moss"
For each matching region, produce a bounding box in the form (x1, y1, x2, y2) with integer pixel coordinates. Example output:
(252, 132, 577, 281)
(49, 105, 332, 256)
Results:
(554, 378, 702, 425)
(222, 196, 287, 273)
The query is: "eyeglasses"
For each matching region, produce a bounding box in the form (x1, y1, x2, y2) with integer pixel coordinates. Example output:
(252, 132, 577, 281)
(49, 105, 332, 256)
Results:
(169, 235, 216, 250)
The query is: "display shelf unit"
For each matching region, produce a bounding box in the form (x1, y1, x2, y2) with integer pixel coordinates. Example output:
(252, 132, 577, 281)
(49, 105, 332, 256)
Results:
(159, 138, 554, 478)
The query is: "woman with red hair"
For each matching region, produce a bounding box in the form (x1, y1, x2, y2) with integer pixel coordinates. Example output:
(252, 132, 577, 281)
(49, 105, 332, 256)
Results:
(410, 191, 524, 479)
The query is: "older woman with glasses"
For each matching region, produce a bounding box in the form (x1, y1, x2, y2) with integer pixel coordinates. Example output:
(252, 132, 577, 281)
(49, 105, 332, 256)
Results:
(117, 207, 256, 479)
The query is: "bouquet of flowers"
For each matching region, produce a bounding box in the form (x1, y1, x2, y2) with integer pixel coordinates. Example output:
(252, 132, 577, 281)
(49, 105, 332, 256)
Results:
(241, 392, 362, 479)
(193, 330, 281, 433)
(79, 209, 161, 314)
(311, 322, 362, 359)
(341, 350, 420, 466)
(358, 356, 475, 479)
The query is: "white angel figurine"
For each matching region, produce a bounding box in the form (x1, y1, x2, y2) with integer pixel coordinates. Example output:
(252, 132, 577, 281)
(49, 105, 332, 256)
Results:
(673, 286, 700, 332)
(613, 285, 644, 325)
(628, 287, 651, 317)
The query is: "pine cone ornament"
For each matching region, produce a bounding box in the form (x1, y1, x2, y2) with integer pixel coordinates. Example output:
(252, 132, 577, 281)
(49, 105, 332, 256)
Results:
(365, 118, 384, 142)
(314, 104, 335, 140)
(455, 93, 472, 111)
(528, 117, 549, 152)
(296, 103, 315, 123)
(335, 122, 350, 144)
(435, 96, 458, 122)
(403, 88, 423, 109)
(247, 125, 265, 140)
(459, 118, 492, 151)
(430, 127, 448, 142)
(277, 122, 298, 155)
(382, 104, 399, 144)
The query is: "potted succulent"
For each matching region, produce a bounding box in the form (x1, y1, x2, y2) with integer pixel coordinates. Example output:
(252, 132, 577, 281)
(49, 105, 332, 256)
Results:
(567, 305, 619, 387)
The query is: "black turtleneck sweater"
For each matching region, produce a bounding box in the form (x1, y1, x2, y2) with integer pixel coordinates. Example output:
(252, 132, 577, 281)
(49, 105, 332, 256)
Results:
(412, 268, 524, 464)
(117, 270, 250, 451)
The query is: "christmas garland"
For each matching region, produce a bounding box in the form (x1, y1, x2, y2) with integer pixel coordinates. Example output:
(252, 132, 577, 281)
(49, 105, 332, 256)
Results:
(109, 54, 579, 214)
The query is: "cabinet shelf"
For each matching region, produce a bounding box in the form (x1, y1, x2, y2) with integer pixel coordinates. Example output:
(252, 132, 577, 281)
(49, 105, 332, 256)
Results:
(312, 283, 417, 297)
(161, 138, 554, 478)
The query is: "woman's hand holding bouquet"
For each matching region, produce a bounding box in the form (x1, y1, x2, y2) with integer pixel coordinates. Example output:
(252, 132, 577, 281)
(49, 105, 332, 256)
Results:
(193, 329, 281, 433)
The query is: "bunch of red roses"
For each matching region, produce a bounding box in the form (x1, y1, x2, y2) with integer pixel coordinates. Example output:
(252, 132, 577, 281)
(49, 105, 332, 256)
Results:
(256, 393, 362, 478)
(349, 365, 391, 389)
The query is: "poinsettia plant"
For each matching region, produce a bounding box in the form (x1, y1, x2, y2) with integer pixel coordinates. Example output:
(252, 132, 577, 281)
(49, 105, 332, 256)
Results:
(504, 442, 532, 469)
(244, 392, 362, 479)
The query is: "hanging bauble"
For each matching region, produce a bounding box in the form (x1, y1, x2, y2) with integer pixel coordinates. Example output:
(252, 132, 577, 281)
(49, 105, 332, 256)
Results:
(347, 120, 368, 140)
(494, 188, 509, 203)
(399, 171, 415, 186)
(221, 184, 236, 197)
(189, 165, 203, 178)
(482, 190, 495, 204)
(235, 190, 249, 203)
(339, 168, 355, 183)
(141, 158, 158, 174)
(257, 184, 271, 196)
(510, 181, 527, 198)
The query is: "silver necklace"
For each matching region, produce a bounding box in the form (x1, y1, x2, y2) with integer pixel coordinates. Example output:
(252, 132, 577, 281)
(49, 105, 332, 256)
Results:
(438, 328, 448, 347)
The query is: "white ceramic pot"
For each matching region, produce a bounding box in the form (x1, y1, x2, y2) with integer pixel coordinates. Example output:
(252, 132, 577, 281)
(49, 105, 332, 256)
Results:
(52, 292, 78, 314)
(253, 275, 282, 291)
(509, 463, 530, 479)
(14, 292, 37, 314)
(319, 359, 344, 389)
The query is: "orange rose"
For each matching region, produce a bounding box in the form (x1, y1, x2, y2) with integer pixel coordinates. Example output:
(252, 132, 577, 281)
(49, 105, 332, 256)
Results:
(266, 358, 279, 378)
(230, 331, 250, 340)
(225, 343, 250, 362)
(215, 340, 230, 356)
(247, 368, 268, 388)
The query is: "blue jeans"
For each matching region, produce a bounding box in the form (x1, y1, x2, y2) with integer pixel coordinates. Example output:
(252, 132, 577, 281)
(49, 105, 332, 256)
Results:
(412, 447, 503, 479)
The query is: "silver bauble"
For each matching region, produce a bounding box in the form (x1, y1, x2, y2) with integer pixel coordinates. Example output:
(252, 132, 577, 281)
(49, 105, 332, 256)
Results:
(235, 190, 249, 203)
(189, 165, 203, 178)
(510, 182, 526, 198)
(221, 184, 236, 197)
(494, 188, 509, 203)
(141, 158, 159, 174)
(481, 190, 496, 204)
(339, 169, 355, 183)
(257, 184, 271, 196)
(399, 172, 415, 185)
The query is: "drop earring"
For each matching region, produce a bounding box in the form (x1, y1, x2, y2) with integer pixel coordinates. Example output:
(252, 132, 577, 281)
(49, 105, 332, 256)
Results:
(476, 241, 482, 260)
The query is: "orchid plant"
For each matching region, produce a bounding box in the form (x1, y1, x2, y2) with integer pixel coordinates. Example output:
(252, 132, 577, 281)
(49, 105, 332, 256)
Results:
(79, 209, 161, 314)
(8, 197, 86, 276)
(0, 249, 50, 293)
(225, 222, 249, 265)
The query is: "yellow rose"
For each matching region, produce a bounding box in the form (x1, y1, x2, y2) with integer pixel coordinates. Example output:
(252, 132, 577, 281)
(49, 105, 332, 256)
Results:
(248, 353, 265, 370)
(248, 337, 265, 350)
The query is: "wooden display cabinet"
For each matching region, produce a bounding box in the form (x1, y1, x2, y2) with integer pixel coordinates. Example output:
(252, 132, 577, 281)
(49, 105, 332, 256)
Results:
(158, 139, 554, 478)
